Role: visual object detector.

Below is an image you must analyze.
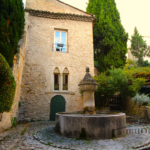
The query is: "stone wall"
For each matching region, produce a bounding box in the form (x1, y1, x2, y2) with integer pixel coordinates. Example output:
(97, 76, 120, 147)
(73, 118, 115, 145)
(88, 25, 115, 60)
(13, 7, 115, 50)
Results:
(19, 12, 94, 121)
(145, 106, 150, 121)
(125, 97, 146, 116)
(0, 13, 28, 132)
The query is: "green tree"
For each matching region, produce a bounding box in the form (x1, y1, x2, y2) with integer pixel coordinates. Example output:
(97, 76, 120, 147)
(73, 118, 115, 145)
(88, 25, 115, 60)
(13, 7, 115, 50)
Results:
(0, 0, 25, 67)
(86, 0, 128, 72)
(130, 27, 150, 66)
(0, 54, 16, 113)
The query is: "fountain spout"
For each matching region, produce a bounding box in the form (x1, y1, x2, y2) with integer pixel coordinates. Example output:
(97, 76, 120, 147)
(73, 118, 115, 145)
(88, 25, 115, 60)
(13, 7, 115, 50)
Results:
(78, 67, 98, 114)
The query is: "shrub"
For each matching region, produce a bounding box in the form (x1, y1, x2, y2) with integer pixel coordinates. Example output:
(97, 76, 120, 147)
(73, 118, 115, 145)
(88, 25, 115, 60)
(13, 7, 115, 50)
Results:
(132, 93, 150, 105)
(0, 54, 16, 113)
(94, 72, 115, 97)
(142, 60, 150, 67)
(94, 61, 99, 68)
(11, 117, 17, 127)
(147, 103, 150, 107)
(18, 101, 21, 107)
(94, 67, 145, 98)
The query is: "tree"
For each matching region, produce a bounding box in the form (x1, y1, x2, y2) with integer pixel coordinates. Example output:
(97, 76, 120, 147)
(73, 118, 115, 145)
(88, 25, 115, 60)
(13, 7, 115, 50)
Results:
(130, 27, 150, 66)
(0, 0, 25, 67)
(86, 0, 128, 72)
(0, 54, 16, 113)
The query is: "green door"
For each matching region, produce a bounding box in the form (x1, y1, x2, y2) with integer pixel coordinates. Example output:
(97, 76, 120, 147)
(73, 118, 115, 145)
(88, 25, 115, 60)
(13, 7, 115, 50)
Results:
(50, 95, 65, 121)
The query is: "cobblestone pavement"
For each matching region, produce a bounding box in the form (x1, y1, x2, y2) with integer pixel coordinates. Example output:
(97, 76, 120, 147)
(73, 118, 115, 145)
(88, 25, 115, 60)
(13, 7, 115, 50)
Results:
(1, 121, 150, 150)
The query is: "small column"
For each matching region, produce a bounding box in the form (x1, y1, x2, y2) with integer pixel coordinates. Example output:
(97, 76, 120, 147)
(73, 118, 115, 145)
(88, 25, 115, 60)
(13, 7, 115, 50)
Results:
(78, 67, 98, 114)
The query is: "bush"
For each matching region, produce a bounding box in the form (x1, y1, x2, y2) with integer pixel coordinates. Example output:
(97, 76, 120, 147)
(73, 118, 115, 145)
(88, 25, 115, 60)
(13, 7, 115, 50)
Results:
(142, 60, 150, 67)
(132, 93, 150, 105)
(94, 67, 145, 98)
(0, 54, 16, 113)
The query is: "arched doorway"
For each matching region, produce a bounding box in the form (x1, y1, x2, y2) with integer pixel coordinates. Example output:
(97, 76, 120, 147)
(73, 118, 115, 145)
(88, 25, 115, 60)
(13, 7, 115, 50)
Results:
(50, 95, 65, 121)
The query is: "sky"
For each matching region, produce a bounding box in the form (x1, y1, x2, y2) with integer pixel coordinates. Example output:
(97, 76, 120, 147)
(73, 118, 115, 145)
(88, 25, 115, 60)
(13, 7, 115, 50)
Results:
(23, 0, 150, 47)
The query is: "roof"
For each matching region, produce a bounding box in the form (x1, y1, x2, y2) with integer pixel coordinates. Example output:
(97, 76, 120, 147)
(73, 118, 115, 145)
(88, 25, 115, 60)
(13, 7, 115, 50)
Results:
(25, 9, 96, 23)
(56, 0, 93, 16)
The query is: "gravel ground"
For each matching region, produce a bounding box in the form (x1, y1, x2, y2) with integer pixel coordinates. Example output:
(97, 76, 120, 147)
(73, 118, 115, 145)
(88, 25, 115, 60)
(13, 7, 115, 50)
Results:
(0, 120, 150, 150)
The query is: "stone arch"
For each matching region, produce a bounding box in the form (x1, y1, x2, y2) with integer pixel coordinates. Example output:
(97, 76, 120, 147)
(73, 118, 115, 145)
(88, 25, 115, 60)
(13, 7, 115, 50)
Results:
(62, 68, 69, 90)
(50, 95, 66, 121)
(53, 67, 60, 74)
(63, 67, 69, 74)
(53, 67, 60, 90)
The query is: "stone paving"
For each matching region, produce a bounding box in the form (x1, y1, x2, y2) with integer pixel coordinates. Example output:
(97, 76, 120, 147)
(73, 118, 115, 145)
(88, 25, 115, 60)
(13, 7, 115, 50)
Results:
(1, 121, 150, 150)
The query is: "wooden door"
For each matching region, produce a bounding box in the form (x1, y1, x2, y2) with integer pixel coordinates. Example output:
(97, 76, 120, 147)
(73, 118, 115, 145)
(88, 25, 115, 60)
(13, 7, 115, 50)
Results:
(50, 95, 65, 121)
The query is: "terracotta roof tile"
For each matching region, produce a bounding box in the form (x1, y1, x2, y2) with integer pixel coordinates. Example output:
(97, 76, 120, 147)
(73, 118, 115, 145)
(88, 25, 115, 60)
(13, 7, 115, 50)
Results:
(25, 8, 96, 22)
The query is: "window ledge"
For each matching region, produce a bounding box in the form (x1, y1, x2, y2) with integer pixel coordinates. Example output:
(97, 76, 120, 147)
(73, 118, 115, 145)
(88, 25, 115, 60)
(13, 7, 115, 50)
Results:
(45, 91, 75, 95)
(52, 51, 69, 53)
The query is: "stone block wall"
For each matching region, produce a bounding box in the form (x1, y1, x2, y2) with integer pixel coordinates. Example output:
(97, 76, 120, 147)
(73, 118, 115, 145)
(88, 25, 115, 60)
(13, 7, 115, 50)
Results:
(125, 97, 146, 116)
(18, 12, 94, 121)
(145, 106, 150, 121)
(0, 13, 28, 132)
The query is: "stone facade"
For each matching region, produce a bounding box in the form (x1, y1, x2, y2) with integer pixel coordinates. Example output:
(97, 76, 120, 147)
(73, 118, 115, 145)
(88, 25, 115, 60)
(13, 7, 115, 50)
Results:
(18, 0, 95, 121)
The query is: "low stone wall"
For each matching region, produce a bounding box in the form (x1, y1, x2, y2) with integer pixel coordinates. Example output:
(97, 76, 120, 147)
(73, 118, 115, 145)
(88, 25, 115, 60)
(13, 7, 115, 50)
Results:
(55, 112, 126, 139)
(0, 14, 28, 132)
(0, 33, 27, 132)
(0, 113, 11, 132)
(124, 97, 146, 116)
(145, 106, 150, 121)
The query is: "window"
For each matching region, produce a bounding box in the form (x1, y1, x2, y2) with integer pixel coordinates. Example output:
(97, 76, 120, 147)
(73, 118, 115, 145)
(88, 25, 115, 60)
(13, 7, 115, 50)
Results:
(54, 67, 60, 91)
(63, 74, 68, 90)
(54, 74, 59, 90)
(63, 68, 69, 91)
(53, 67, 69, 91)
(54, 30, 67, 52)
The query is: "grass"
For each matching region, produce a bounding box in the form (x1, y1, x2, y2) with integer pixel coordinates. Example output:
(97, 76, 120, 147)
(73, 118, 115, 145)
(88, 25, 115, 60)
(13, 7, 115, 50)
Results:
(132, 146, 136, 149)
(21, 128, 27, 135)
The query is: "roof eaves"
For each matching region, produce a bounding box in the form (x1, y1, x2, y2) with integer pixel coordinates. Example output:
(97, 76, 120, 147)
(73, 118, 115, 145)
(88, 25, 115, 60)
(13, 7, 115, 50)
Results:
(25, 8, 96, 23)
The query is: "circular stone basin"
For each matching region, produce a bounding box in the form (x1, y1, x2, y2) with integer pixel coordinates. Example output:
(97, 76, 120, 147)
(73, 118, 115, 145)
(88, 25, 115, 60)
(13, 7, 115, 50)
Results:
(55, 112, 126, 139)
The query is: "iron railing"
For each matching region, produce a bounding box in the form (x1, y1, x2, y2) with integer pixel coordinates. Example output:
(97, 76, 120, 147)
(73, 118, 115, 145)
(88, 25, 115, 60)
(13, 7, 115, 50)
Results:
(52, 43, 69, 53)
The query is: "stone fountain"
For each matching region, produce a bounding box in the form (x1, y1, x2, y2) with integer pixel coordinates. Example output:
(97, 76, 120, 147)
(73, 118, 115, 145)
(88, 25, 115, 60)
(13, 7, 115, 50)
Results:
(55, 67, 126, 139)
(78, 67, 98, 114)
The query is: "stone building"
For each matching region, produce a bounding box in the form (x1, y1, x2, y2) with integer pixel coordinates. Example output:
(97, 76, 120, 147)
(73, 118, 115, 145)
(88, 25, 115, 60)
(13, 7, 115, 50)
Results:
(19, 0, 95, 121)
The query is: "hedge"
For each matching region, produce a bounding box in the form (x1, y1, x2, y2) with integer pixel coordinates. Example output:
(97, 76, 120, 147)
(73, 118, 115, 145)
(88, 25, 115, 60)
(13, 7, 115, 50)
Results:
(0, 53, 16, 113)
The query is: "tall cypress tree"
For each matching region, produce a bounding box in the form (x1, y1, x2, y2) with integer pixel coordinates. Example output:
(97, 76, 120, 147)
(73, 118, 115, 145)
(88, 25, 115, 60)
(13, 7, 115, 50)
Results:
(0, 0, 25, 67)
(130, 27, 150, 66)
(86, 0, 128, 72)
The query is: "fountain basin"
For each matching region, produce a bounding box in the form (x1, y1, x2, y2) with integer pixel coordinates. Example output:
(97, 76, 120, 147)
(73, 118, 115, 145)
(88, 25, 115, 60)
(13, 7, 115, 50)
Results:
(55, 112, 126, 139)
